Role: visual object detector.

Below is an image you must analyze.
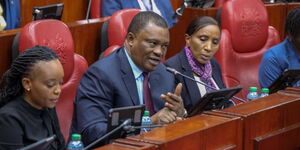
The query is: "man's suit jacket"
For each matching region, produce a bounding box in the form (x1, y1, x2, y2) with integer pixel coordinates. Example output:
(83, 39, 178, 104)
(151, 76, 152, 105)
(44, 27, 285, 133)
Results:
(164, 49, 227, 111)
(101, 0, 178, 28)
(71, 47, 175, 145)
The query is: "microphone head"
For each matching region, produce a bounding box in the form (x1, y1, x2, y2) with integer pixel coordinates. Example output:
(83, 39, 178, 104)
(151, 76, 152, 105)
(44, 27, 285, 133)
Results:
(166, 67, 178, 75)
(122, 118, 132, 126)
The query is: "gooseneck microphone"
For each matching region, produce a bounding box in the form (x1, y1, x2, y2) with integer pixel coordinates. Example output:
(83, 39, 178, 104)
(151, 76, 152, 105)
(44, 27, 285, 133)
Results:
(83, 119, 132, 150)
(123, 124, 165, 132)
(166, 67, 247, 103)
(19, 135, 56, 150)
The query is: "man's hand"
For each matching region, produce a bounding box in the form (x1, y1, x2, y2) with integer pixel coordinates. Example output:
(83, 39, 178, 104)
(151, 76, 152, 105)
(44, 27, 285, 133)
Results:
(151, 107, 181, 124)
(160, 83, 186, 117)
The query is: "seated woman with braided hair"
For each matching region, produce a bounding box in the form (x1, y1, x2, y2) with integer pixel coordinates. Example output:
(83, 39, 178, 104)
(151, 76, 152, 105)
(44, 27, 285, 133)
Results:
(0, 46, 65, 149)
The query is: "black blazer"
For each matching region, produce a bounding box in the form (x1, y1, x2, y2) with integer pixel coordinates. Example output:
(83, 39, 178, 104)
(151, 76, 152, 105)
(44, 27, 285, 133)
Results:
(164, 49, 227, 111)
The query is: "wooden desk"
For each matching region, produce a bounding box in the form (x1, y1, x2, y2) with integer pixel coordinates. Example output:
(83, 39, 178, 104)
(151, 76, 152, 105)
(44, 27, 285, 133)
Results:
(254, 122, 300, 150)
(96, 114, 243, 150)
(95, 139, 157, 150)
(205, 90, 300, 150)
(95, 88, 300, 150)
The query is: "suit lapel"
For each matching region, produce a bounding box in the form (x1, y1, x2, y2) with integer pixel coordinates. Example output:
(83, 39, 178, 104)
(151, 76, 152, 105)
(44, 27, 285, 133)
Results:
(118, 48, 139, 105)
(180, 50, 202, 106)
(211, 58, 226, 89)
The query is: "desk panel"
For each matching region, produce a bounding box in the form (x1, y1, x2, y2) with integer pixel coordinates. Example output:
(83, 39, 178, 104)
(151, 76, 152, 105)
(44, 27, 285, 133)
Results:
(211, 92, 300, 150)
(127, 114, 243, 150)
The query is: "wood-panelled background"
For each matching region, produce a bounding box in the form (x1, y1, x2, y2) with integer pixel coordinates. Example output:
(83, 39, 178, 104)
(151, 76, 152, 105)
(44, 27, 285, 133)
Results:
(19, 0, 89, 27)
(1, 1, 299, 79)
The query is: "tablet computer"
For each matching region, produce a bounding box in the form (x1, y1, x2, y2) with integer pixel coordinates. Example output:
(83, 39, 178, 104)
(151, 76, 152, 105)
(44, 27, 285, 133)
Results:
(32, 3, 64, 21)
(268, 69, 300, 94)
(19, 135, 56, 150)
(107, 105, 145, 141)
(188, 86, 242, 117)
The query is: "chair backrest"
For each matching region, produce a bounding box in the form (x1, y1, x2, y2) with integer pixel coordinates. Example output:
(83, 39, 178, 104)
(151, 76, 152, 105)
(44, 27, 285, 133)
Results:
(215, 0, 229, 7)
(107, 8, 140, 47)
(101, 45, 120, 58)
(18, 19, 88, 141)
(91, 0, 101, 18)
(214, 0, 280, 101)
(100, 9, 140, 57)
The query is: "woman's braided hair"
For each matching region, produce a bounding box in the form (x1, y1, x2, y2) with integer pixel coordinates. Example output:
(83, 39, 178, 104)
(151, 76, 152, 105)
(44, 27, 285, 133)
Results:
(0, 46, 58, 107)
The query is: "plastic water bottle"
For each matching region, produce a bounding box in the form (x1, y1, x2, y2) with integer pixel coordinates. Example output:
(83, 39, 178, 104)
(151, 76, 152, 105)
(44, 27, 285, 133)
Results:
(260, 88, 269, 98)
(141, 110, 152, 133)
(67, 133, 84, 150)
(247, 87, 259, 101)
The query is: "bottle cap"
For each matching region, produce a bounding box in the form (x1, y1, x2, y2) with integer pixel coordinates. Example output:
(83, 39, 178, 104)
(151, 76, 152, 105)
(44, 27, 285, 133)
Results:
(261, 88, 269, 93)
(71, 133, 81, 140)
(143, 110, 150, 116)
(249, 87, 258, 92)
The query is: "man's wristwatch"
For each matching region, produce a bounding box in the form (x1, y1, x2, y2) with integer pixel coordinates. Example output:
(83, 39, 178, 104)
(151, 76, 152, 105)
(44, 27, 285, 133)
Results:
(182, 109, 188, 118)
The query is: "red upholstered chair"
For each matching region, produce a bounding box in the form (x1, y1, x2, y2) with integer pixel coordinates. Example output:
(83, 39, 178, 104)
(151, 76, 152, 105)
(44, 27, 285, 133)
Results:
(102, 45, 120, 57)
(107, 8, 140, 47)
(99, 8, 140, 57)
(18, 19, 88, 141)
(215, 0, 228, 7)
(214, 0, 280, 101)
(91, 0, 101, 18)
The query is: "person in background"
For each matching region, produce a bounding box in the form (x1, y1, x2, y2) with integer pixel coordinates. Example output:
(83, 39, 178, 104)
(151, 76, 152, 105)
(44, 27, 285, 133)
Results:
(0, 46, 65, 149)
(3, 0, 20, 30)
(165, 16, 232, 112)
(101, 0, 178, 28)
(259, 7, 300, 88)
(0, 4, 7, 30)
(71, 11, 186, 146)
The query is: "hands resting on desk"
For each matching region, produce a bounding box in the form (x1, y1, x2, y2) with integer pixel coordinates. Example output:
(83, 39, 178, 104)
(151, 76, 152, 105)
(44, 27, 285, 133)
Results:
(151, 83, 186, 124)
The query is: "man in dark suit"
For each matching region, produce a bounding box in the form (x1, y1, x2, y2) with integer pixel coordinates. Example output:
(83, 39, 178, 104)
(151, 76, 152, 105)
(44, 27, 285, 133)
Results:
(101, 0, 178, 28)
(71, 11, 185, 146)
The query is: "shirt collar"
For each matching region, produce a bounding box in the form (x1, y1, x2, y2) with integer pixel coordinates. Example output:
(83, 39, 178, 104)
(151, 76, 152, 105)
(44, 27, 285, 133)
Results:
(124, 48, 143, 79)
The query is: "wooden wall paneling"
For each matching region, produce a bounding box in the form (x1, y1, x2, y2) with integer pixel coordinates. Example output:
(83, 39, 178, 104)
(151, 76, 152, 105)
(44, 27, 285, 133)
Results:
(60, 0, 89, 22)
(265, 3, 287, 40)
(0, 29, 20, 79)
(19, 0, 88, 27)
(67, 18, 109, 66)
(167, 7, 208, 59)
(205, 7, 218, 18)
(213, 92, 300, 150)
(170, 0, 183, 11)
(127, 114, 243, 150)
(287, 2, 300, 12)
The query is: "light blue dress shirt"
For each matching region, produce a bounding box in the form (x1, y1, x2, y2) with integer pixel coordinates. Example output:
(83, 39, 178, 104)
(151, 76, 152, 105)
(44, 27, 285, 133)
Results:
(124, 48, 144, 105)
